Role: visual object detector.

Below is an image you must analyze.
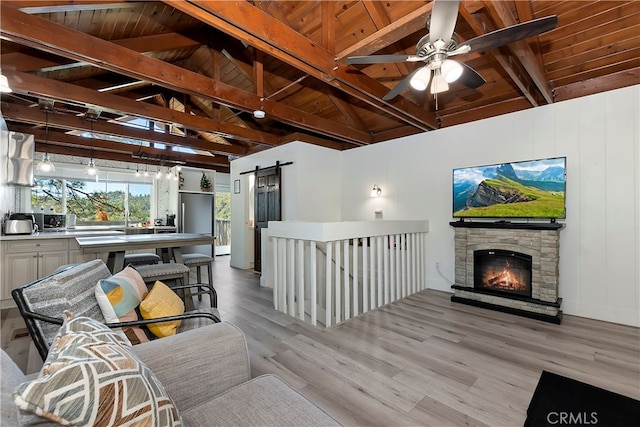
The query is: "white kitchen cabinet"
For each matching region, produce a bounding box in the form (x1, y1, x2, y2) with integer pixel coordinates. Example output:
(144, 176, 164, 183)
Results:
(1, 239, 69, 301)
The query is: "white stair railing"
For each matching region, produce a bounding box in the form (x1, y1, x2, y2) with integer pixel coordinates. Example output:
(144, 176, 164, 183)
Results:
(267, 221, 429, 328)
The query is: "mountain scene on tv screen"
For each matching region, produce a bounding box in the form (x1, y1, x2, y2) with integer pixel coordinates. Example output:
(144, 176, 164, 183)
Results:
(453, 159, 566, 218)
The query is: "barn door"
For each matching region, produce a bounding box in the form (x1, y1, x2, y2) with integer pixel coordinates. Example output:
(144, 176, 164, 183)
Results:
(254, 167, 281, 272)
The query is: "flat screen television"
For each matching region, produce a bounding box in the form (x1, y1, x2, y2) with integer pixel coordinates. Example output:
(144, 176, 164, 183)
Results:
(453, 157, 566, 219)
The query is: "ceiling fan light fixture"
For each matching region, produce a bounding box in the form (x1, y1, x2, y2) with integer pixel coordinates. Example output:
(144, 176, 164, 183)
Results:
(409, 67, 431, 91)
(442, 59, 463, 83)
(0, 72, 12, 93)
(430, 69, 449, 94)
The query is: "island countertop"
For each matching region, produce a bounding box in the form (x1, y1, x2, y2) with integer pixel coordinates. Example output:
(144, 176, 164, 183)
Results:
(0, 226, 176, 241)
(0, 230, 126, 241)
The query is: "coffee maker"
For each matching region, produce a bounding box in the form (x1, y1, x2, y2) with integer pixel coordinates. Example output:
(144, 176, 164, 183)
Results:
(166, 214, 176, 227)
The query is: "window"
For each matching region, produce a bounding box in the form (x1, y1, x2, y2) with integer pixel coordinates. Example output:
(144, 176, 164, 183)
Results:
(31, 178, 151, 226)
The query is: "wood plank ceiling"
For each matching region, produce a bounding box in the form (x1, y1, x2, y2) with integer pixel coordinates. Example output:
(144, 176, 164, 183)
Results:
(1, 1, 638, 172)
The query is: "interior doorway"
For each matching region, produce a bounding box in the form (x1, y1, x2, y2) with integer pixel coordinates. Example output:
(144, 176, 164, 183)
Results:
(254, 167, 281, 272)
(215, 190, 231, 255)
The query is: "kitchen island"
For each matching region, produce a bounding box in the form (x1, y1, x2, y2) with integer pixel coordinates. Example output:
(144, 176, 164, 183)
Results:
(0, 229, 126, 308)
(76, 233, 214, 273)
(0, 227, 182, 307)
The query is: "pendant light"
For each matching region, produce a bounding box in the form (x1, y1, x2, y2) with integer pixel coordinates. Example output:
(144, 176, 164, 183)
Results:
(84, 117, 99, 180)
(36, 111, 56, 172)
(36, 153, 55, 172)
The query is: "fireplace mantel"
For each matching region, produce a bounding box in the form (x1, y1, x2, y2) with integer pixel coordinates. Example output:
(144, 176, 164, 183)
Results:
(450, 222, 564, 323)
(449, 220, 564, 230)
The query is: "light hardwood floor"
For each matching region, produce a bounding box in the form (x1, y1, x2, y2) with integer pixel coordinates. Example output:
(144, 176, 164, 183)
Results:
(208, 258, 640, 426)
(2, 257, 639, 426)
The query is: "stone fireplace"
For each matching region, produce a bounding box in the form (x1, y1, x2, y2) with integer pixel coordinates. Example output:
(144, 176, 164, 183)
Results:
(450, 221, 564, 323)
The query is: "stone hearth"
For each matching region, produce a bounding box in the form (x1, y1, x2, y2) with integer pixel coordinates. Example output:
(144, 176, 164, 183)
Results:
(450, 221, 564, 323)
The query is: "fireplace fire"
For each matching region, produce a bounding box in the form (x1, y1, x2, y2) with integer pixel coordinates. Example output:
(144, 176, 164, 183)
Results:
(474, 249, 532, 297)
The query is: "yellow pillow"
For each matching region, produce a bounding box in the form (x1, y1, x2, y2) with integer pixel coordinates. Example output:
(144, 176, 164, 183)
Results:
(139, 281, 185, 338)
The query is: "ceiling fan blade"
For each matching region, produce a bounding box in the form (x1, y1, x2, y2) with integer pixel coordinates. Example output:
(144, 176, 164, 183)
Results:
(429, 0, 460, 43)
(382, 68, 423, 101)
(458, 63, 486, 89)
(462, 15, 558, 54)
(345, 54, 422, 65)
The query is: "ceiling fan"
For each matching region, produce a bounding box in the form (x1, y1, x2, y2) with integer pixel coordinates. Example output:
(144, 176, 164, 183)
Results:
(345, 0, 557, 101)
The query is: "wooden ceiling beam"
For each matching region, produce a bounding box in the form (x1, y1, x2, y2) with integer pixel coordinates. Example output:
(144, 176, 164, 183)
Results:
(553, 66, 640, 102)
(4, 1, 138, 14)
(279, 132, 348, 151)
(336, 2, 434, 59)
(36, 141, 229, 173)
(1, 32, 201, 73)
(439, 97, 532, 128)
(480, 0, 554, 104)
(321, 1, 335, 52)
(0, 4, 370, 145)
(371, 126, 421, 143)
(360, 0, 412, 77)
(1, 101, 246, 158)
(328, 90, 369, 132)
(459, 5, 545, 107)
(168, 0, 438, 131)
(2, 69, 274, 152)
(9, 124, 229, 169)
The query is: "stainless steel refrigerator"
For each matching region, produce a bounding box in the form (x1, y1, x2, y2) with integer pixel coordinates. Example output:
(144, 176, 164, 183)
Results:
(178, 192, 215, 257)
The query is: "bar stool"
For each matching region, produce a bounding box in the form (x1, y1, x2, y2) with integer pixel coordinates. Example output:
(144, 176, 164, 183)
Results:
(181, 253, 217, 308)
(133, 263, 193, 309)
(123, 253, 161, 266)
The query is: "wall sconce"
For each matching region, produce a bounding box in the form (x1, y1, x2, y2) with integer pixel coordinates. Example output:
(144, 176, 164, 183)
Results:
(370, 184, 382, 198)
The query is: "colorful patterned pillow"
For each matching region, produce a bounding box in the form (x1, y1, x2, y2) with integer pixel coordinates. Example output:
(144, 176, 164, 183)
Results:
(13, 316, 182, 426)
(139, 281, 185, 338)
(95, 267, 150, 344)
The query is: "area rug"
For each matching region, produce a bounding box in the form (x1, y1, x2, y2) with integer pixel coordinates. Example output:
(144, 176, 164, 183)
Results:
(524, 370, 640, 426)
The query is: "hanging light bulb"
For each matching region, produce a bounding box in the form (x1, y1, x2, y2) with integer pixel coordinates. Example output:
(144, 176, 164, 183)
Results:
(441, 59, 463, 83)
(84, 158, 99, 176)
(84, 118, 99, 180)
(36, 153, 56, 172)
(135, 164, 140, 177)
(36, 111, 55, 172)
(409, 66, 432, 91)
(156, 167, 162, 179)
(144, 164, 149, 177)
(166, 167, 172, 179)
